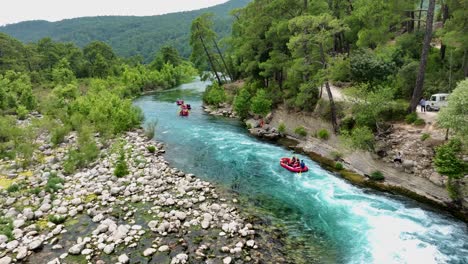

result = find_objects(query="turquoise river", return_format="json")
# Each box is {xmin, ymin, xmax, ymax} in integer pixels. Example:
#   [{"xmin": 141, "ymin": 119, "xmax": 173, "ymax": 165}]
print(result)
[{"xmin": 134, "ymin": 80, "xmax": 468, "ymax": 264}]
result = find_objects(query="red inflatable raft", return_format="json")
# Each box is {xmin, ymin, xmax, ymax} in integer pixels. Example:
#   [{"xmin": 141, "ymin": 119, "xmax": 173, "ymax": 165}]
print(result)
[
  {"xmin": 179, "ymin": 109, "xmax": 189, "ymax": 116},
  {"xmin": 280, "ymin": 157, "xmax": 308, "ymax": 173}
]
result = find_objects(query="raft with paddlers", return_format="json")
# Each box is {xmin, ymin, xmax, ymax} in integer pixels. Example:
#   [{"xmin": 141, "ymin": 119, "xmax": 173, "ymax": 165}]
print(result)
[
  {"xmin": 179, "ymin": 108, "xmax": 189, "ymax": 116},
  {"xmin": 280, "ymin": 157, "xmax": 308, "ymax": 173}
]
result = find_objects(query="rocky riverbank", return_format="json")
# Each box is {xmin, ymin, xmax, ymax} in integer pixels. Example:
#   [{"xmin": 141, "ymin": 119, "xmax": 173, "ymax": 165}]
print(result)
[{"xmin": 0, "ymin": 128, "xmax": 291, "ymax": 263}]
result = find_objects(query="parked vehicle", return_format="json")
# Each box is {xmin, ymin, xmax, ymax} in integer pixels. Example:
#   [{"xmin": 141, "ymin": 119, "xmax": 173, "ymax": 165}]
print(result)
[{"xmin": 425, "ymin": 93, "xmax": 449, "ymax": 111}]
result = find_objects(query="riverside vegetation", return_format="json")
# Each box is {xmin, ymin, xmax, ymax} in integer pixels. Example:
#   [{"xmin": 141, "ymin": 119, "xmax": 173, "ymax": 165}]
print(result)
[
  {"xmin": 193, "ymin": 0, "xmax": 467, "ymax": 212},
  {"xmin": 0, "ymin": 30, "xmax": 290, "ymax": 264}
]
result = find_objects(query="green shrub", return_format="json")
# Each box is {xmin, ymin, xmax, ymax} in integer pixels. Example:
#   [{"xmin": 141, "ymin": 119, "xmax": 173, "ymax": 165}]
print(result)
[
  {"xmin": 144, "ymin": 120, "xmax": 158, "ymax": 139},
  {"xmin": 421, "ymin": 133, "xmax": 430, "ymax": 141},
  {"xmin": 413, "ymin": 118, "xmax": 425, "ymax": 126},
  {"xmin": 233, "ymin": 87, "xmax": 251, "ymax": 119},
  {"xmin": 6, "ymin": 183, "xmax": 21, "ymax": 193},
  {"xmin": 45, "ymin": 173, "xmax": 65, "ymax": 193},
  {"xmin": 51, "ymin": 125, "xmax": 69, "ymax": 146},
  {"xmin": 335, "ymin": 162, "xmax": 344, "ymax": 170},
  {"xmin": 278, "ymin": 122, "xmax": 286, "ymax": 133},
  {"xmin": 382, "ymin": 99, "xmax": 408, "ymax": 122},
  {"xmin": 63, "ymin": 127, "xmax": 99, "ymax": 174},
  {"xmin": 114, "ymin": 150, "xmax": 129, "ymax": 178},
  {"xmin": 446, "ymin": 178, "xmax": 460, "ymax": 200},
  {"xmin": 340, "ymin": 116, "xmax": 355, "ymax": 132},
  {"xmin": 342, "ymin": 126, "xmax": 375, "ymax": 152},
  {"xmin": 434, "ymin": 139, "xmax": 466, "ymax": 179},
  {"xmin": 0, "ymin": 217, "xmax": 13, "ymax": 240},
  {"xmin": 317, "ymin": 129, "xmax": 330, "ymax": 140},
  {"xmin": 329, "ymin": 55, "xmax": 351, "ymax": 82},
  {"xmin": 30, "ymin": 187, "xmax": 42, "ymax": 195},
  {"xmin": 369, "ymin": 171, "xmax": 385, "ymax": 181},
  {"xmin": 203, "ymin": 83, "xmax": 226, "ymax": 106},
  {"xmin": 16, "ymin": 105, "xmax": 28, "ymax": 120},
  {"xmin": 48, "ymin": 214, "xmax": 67, "ymax": 224},
  {"xmin": 250, "ymin": 89, "xmax": 272, "ymax": 117},
  {"xmin": 350, "ymin": 50, "xmax": 395, "ymax": 85},
  {"xmin": 294, "ymin": 126, "xmax": 307, "ymax": 137},
  {"xmin": 405, "ymin": 113, "xmax": 417, "ymax": 124},
  {"xmin": 70, "ymin": 88, "xmax": 143, "ymax": 136},
  {"xmin": 294, "ymin": 82, "xmax": 319, "ymax": 112},
  {"xmin": 146, "ymin": 145, "xmax": 156, "ymax": 153}
]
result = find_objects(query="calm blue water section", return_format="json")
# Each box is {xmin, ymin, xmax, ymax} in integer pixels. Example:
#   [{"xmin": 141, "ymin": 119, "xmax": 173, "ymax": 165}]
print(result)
[{"xmin": 134, "ymin": 80, "xmax": 468, "ymax": 264}]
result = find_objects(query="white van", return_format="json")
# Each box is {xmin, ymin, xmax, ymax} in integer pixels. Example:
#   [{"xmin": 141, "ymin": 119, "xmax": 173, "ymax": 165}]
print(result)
[{"xmin": 425, "ymin": 93, "xmax": 449, "ymax": 111}]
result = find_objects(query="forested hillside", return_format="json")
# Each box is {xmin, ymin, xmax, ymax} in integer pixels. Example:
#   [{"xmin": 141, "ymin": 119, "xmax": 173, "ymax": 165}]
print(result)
[{"xmin": 0, "ymin": 0, "xmax": 250, "ymax": 61}]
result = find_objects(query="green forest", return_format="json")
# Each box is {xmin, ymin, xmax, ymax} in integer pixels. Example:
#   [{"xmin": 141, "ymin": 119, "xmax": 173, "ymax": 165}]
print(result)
[
  {"xmin": 0, "ymin": 32, "xmax": 196, "ymax": 172},
  {"xmin": 0, "ymin": 0, "xmax": 250, "ymax": 62},
  {"xmin": 193, "ymin": 0, "xmax": 467, "ymax": 189},
  {"xmin": 0, "ymin": 0, "xmax": 467, "ymax": 261}
]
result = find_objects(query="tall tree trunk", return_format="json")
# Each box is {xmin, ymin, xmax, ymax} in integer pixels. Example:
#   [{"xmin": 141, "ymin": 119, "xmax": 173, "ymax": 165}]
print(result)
[
  {"xmin": 408, "ymin": 0, "xmax": 436, "ymax": 113},
  {"xmin": 409, "ymin": 11, "xmax": 415, "ymax": 33},
  {"xmin": 212, "ymin": 39, "xmax": 233, "ymax": 82},
  {"xmin": 304, "ymin": 0, "xmax": 308, "ymax": 11},
  {"xmin": 347, "ymin": 0, "xmax": 353, "ymax": 14},
  {"xmin": 404, "ymin": 11, "xmax": 414, "ymax": 33},
  {"xmin": 417, "ymin": 0, "xmax": 424, "ymax": 31},
  {"xmin": 196, "ymin": 27, "xmax": 222, "ymax": 85},
  {"xmin": 319, "ymin": 43, "xmax": 338, "ymax": 133},
  {"xmin": 440, "ymin": 3, "xmax": 449, "ymax": 60}
]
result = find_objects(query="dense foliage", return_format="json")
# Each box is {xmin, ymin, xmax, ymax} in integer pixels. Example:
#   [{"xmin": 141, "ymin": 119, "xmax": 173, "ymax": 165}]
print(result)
[
  {"xmin": 0, "ymin": 33, "xmax": 197, "ymax": 172},
  {"xmin": 438, "ymin": 79, "xmax": 468, "ymax": 144},
  {"xmin": 434, "ymin": 139, "xmax": 466, "ymax": 179},
  {"xmin": 0, "ymin": 0, "xmax": 250, "ymax": 62},
  {"xmin": 194, "ymin": 0, "xmax": 467, "ymax": 151}
]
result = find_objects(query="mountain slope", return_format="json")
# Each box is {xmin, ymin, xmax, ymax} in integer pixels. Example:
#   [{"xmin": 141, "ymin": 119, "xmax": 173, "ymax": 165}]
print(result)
[{"xmin": 0, "ymin": 0, "xmax": 249, "ymax": 61}]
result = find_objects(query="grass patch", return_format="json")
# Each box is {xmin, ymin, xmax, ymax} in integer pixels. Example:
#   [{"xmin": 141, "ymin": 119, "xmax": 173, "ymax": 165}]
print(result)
[
  {"xmin": 65, "ymin": 218, "xmax": 80, "ymax": 227},
  {"xmin": 317, "ymin": 129, "xmax": 330, "ymax": 140},
  {"xmin": 48, "ymin": 214, "xmax": 67, "ymax": 224},
  {"xmin": 19, "ymin": 170, "xmax": 33, "ymax": 177},
  {"xmin": 36, "ymin": 218, "xmax": 49, "ymax": 231},
  {"xmin": 294, "ymin": 126, "xmax": 307, "ymax": 137},
  {"xmin": 0, "ymin": 217, "xmax": 13, "ymax": 240},
  {"xmin": 84, "ymin": 193, "xmax": 98, "ymax": 203},
  {"xmin": 421, "ymin": 133, "xmax": 431, "ymax": 141},
  {"xmin": 278, "ymin": 122, "xmax": 286, "ymax": 133},
  {"xmin": 193, "ymin": 235, "xmax": 204, "ymax": 244},
  {"xmin": 146, "ymin": 145, "xmax": 156, "ymax": 153},
  {"xmin": 45, "ymin": 173, "xmax": 65, "ymax": 193},
  {"xmin": 369, "ymin": 171, "xmax": 385, "ymax": 181},
  {"xmin": 405, "ymin": 113, "xmax": 417, "ymax": 124},
  {"xmin": 29, "ymin": 187, "xmax": 42, "ymax": 195},
  {"xmin": 114, "ymin": 150, "xmax": 129, "ymax": 178},
  {"xmin": 335, "ymin": 162, "xmax": 344, "ymax": 170},
  {"xmin": 413, "ymin": 118, "xmax": 425, "ymax": 126},
  {"xmin": 0, "ymin": 175, "xmax": 15, "ymax": 189},
  {"xmin": 7, "ymin": 183, "xmax": 22, "ymax": 193}
]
